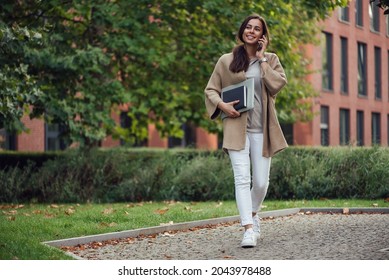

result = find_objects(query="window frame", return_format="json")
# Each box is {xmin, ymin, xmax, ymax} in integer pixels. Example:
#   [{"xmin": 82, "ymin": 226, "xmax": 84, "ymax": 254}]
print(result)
[
  {"xmin": 356, "ymin": 110, "xmax": 364, "ymax": 146},
  {"xmin": 371, "ymin": 112, "xmax": 381, "ymax": 145},
  {"xmin": 357, "ymin": 42, "xmax": 367, "ymax": 97},
  {"xmin": 355, "ymin": 0, "xmax": 363, "ymax": 27},
  {"xmin": 322, "ymin": 32, "xmax": 333, "ymax": 91},
  {"xmin": 320, "ymin": 106, "xmax": 330, "ymax": 146},
  {"xmin": 340, "ymin": 36, "xmax": 349, "ymax": 94},
  {"xmin": 339, "ymin": 108, "xmax": 350, "ymax": 145}
]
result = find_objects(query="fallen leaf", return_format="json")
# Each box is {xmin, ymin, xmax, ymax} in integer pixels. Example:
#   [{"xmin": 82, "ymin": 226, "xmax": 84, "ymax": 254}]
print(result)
[
  {"xmin": 3, "ymin": 210, "xmax": 17, "ymax": 215},
  {"xmin": 215, "ymin": 202, "xmax": 223, "ymax": 207},
  {"xmin": 154, "ymin": 208, "xmax": 169, "ymax": 215},
  {"xmin": 165, "ymin": 200, "xmax": 177, "ymax": 205},
  {"xmin": 372, "ymin": 203, "xmax": 378, "ymax": 207},
  {"xmin": 0, "ymin": 205, "xmax": 24, "ymax": 209},
  {"xmin": 343, "ymin": 208, "xmax": 350, "ymax": 214},
  {"xmin": 223, "ymin": 255, "xmax": 234, "ymax": 259},
  {"xmin": 161, "ymin": 232, "xmax": 175, "ymax": 237},
  {"xmin": 102, "ymin": 208, "xmax": 114, "ymax": 215},
  {"xmin": 49, "ymin": 204, "xmax": 59, "ymax": 209},
  {"xmin": 65, "ymin": 208, "xmax": 75, "ymax": 215},
  {"xmin": 184, "ymin": 206, "xmax": 192, "ymax": 211},
  {"xmin": 384, "ymin": 198, "xmax": 389, "ymax": 203},
  {"xmin": 7, "ymin": 216, "xmax": 16, "ymax": 221}
]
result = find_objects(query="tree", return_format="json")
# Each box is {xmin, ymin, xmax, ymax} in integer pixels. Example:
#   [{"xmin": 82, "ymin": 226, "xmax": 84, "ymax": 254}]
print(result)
[
  {"xmin": 0, "ymin": 23, "xmax": 43, "ymax": 132},
  {"xmin": 0, "ymin": 0, "xmax": 347, "ymax": 149},
  {"xmin": 370, "ymin": 0, "xmax": 389, "ymax": 15}
]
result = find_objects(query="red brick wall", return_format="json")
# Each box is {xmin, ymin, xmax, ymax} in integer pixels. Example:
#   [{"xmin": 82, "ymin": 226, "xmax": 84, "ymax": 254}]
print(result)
[
  {"xmin": 297, "ymin": 4, "xmax": 389, "ymax": 146},
  {"xmin": 17, "ymin": 116, "xmax": 45, "ymax": 151}
]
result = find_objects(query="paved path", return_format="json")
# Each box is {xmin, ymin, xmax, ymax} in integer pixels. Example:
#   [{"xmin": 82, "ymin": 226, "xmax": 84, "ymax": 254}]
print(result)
[{"xmin": 56, "ymin": 209, "xmax": 389, "ymax": 260}]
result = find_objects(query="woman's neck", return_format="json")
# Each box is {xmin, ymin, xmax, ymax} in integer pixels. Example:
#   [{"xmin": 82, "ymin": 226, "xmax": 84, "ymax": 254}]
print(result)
[{"xmin": 245, "ymin": 44, "xmax": 257, "ymax": 59}]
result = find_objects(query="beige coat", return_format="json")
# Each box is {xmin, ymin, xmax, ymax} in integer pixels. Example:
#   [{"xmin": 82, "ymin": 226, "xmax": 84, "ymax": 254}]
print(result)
[{"xmin": 204, "ymin": 52, "xmax": 288, "ymax": 157}]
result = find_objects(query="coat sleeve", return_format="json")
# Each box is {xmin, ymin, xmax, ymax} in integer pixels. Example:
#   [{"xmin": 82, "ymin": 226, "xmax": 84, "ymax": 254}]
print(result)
[
  {"xmin": 204, "ymin": 58, "xmax": 224, "ymax": 120},
  {"xmin": 260, "ymin": 53, "xmax": 287, "ymax": 97}
]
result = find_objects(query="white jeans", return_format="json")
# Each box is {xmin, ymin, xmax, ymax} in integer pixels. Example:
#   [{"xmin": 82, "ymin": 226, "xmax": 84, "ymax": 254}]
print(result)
[{"xmin": 228, "ymin": 133, "xmax": 271, "ymax": 226}]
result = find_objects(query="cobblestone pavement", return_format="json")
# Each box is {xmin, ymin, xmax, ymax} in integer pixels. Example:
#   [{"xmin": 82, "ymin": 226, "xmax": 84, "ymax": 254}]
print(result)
[{"xmin": 66, "ymin": 212, "xmax": 389, "ymax": 260}]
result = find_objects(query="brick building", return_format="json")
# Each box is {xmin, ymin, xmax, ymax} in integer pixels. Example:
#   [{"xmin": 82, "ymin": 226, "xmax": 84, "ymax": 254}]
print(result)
[
  {"xmin": 1, "ymin": 2, "xmax": 388, "ymax": 151},
  {"xmin": 294, "ymin": 0, "xmax": 389, "ymax": 146}
]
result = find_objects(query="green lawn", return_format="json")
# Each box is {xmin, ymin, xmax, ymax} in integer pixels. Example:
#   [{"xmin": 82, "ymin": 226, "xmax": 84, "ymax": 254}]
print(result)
[{"xmin": 0, "ymin": 199, "xmax": 387, "ymax": 260}]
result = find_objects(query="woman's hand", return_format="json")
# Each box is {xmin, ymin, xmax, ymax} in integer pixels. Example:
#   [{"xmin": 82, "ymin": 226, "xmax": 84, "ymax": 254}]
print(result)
[
  {"xmin": 218, "ymin": 100, "xmax": 241, "ymax": 118},
  {"xmin": 256, "ymin": 35, "xmax": 268, "ymax": 58}
]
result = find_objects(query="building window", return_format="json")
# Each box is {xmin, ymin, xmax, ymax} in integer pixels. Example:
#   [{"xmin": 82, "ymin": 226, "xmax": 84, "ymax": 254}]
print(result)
[
  {"xmin": 340, "ymin": 109, "xmax": 350, "ymax": 145},
  {"xmin": 0, "ymin": 124, "xmax": 16, "ymax": 150},
  {"xmin": 339, "ymin": 5, "xmax": 349, "ymax": 22},
  {"xmin": 369, "ymin": 1, "xmax": 380, "ymax": 32},
  {"xmin": 387, "ymin": 13, "xmax": 389, "ymax": 36},
  {"xmin": 356, "ymin": 110, "xmax": 364, "ymax": 146},
  {"xmin": 372, "ymin": 112, "xmax": 381, "ymax": 145},
  {"xmin": 357, "ymin": 42, "xmax": 367, "ymax": 97},
  {"xmin": 355, "ymin": 0, "xmax": 363, "ymax": 27},
  {"xmin": 320, "ymin": 106, "xmax": 329, "ymax": 146},
  {"xmin": 374, "ymin": 46, "xmax": 382, "ymax": 99},
  {"xmin": 119, "ymin": 112, "xmax": 147, "ymax": 147},
  {"xmin": 322, "ymin": 32, "xmax": 333, "ymax": 91},
  {"xmin": 168, "ymin": 123, "xmax": 196, "ymax": 148},
  {"xmin": 340, "ymin": 37, "xmax": 348, "ymax": 94},
  {"xmin": 280, "ymin": 123, "xmax": 293, "ymax": 146},
  {"xmin": 45, "ymin": 123, "xmax": 67, "ymax": 151}
]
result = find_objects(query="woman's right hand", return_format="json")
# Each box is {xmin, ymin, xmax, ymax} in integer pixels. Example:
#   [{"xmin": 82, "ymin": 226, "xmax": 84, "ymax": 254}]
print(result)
[{"xmin": 218, "ymin": 100, "xmax": 241, "ymax": 118}]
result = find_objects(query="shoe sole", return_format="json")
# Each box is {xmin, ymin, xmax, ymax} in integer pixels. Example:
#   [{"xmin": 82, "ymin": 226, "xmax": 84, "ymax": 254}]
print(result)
[
  {"xmin": 241, "ymin": 240, "xmax": 257, "ymax": 248},
  {"xmin": 241, "ymin": 244, "xmax": 256, "ymax": 248}
]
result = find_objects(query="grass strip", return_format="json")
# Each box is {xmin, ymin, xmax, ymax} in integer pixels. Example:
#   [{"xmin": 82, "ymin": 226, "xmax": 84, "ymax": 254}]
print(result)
[{"xmin": 0, "ymin": 199, "xmax": 387, "ymax": 260}]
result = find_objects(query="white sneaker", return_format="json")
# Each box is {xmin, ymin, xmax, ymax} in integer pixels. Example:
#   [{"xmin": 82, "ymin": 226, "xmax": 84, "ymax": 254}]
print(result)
[
  {"xmin": 253, "ymin": 215, "xmax": 261, "ymax": 239},
  {"xmin": 241, "ymin": 229, "xmax": 257, "ymax": 248}
]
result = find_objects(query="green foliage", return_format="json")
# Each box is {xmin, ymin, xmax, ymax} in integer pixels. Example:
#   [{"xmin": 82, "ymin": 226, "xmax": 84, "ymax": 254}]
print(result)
[
  {"xmin": 370, "ymin": 0, "xmax": 389, "ymax": 15},
  {"xmin": 269, "ymin": 146, "xmax": 389, "ymax": 199},
  {"xmin": 168, "ymin": 155, "xmax": 234, "ymax": 201},
  {"xmin": 1, "ymin": 0, "xmax": 346, "ymax": 149},
  {"xmin": 0, "ymin": 23, "xmax": 43, "ymax": 132},
  {"xmin": 1, "ymin": 147, "xmax": 388, "ymax": 203}
]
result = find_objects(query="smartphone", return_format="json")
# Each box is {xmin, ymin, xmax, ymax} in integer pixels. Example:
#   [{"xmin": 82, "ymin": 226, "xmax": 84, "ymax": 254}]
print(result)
[
  {"xmin": 257, "ymin": 36, "xmax": 264, "ymax": 51},
  {"xmin": 257, "ymin": 42, "xmax": 263, "ymax": 51}
]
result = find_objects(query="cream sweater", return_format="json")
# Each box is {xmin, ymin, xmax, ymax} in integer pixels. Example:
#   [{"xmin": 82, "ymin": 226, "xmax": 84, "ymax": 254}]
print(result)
[{"xmin": 204, "ymin": 52, "xmax": 288, "ymax": 157}]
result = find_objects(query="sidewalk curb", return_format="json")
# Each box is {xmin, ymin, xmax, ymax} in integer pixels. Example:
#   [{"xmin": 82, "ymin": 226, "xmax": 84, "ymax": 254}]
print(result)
[{"xmin": 43, "ymin": 207, "xmax": 388, "ymax": 249}]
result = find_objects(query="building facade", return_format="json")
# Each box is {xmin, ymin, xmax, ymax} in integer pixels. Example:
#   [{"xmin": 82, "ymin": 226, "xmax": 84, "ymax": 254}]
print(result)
[
  {"xmin": 295, "ymin": 0, "xmax": 389, "ymax": 147},
  {"xmin": 1, "ymin": 1, "xmax": 388, "ymax": 151}
]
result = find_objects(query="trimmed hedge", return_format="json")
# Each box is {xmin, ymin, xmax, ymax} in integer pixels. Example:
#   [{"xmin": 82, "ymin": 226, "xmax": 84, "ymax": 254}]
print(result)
[{"xmin": 0, "ymin": 146, "xmax": 388, "ymax": 203}]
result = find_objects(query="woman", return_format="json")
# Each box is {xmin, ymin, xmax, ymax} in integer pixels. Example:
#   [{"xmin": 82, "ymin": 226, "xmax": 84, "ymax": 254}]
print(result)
[{"xmin": 204, "ymin": 14, "xmax": 288, "ymax": 248}]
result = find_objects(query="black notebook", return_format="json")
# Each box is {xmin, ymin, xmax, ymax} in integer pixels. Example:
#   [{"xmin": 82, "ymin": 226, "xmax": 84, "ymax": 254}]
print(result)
[
  {"xmin": 221, "ymin": 85, "xmax": 247, "ymax": 110},
  {"xmin": 220, "ymin": 78, "xmax": 254, "ymax": 120}
]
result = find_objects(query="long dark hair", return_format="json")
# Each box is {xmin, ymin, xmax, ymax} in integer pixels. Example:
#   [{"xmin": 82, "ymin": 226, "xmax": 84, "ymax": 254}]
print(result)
[{"xmin": 229, "ymin": 14, "xmax": 270, "ymax": 73}]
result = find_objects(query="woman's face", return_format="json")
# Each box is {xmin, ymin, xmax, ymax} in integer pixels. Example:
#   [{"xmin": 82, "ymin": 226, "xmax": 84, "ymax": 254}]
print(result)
[{"xmin": 242, "ymin": 18, "xmax": 264, "ymax": 45}]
